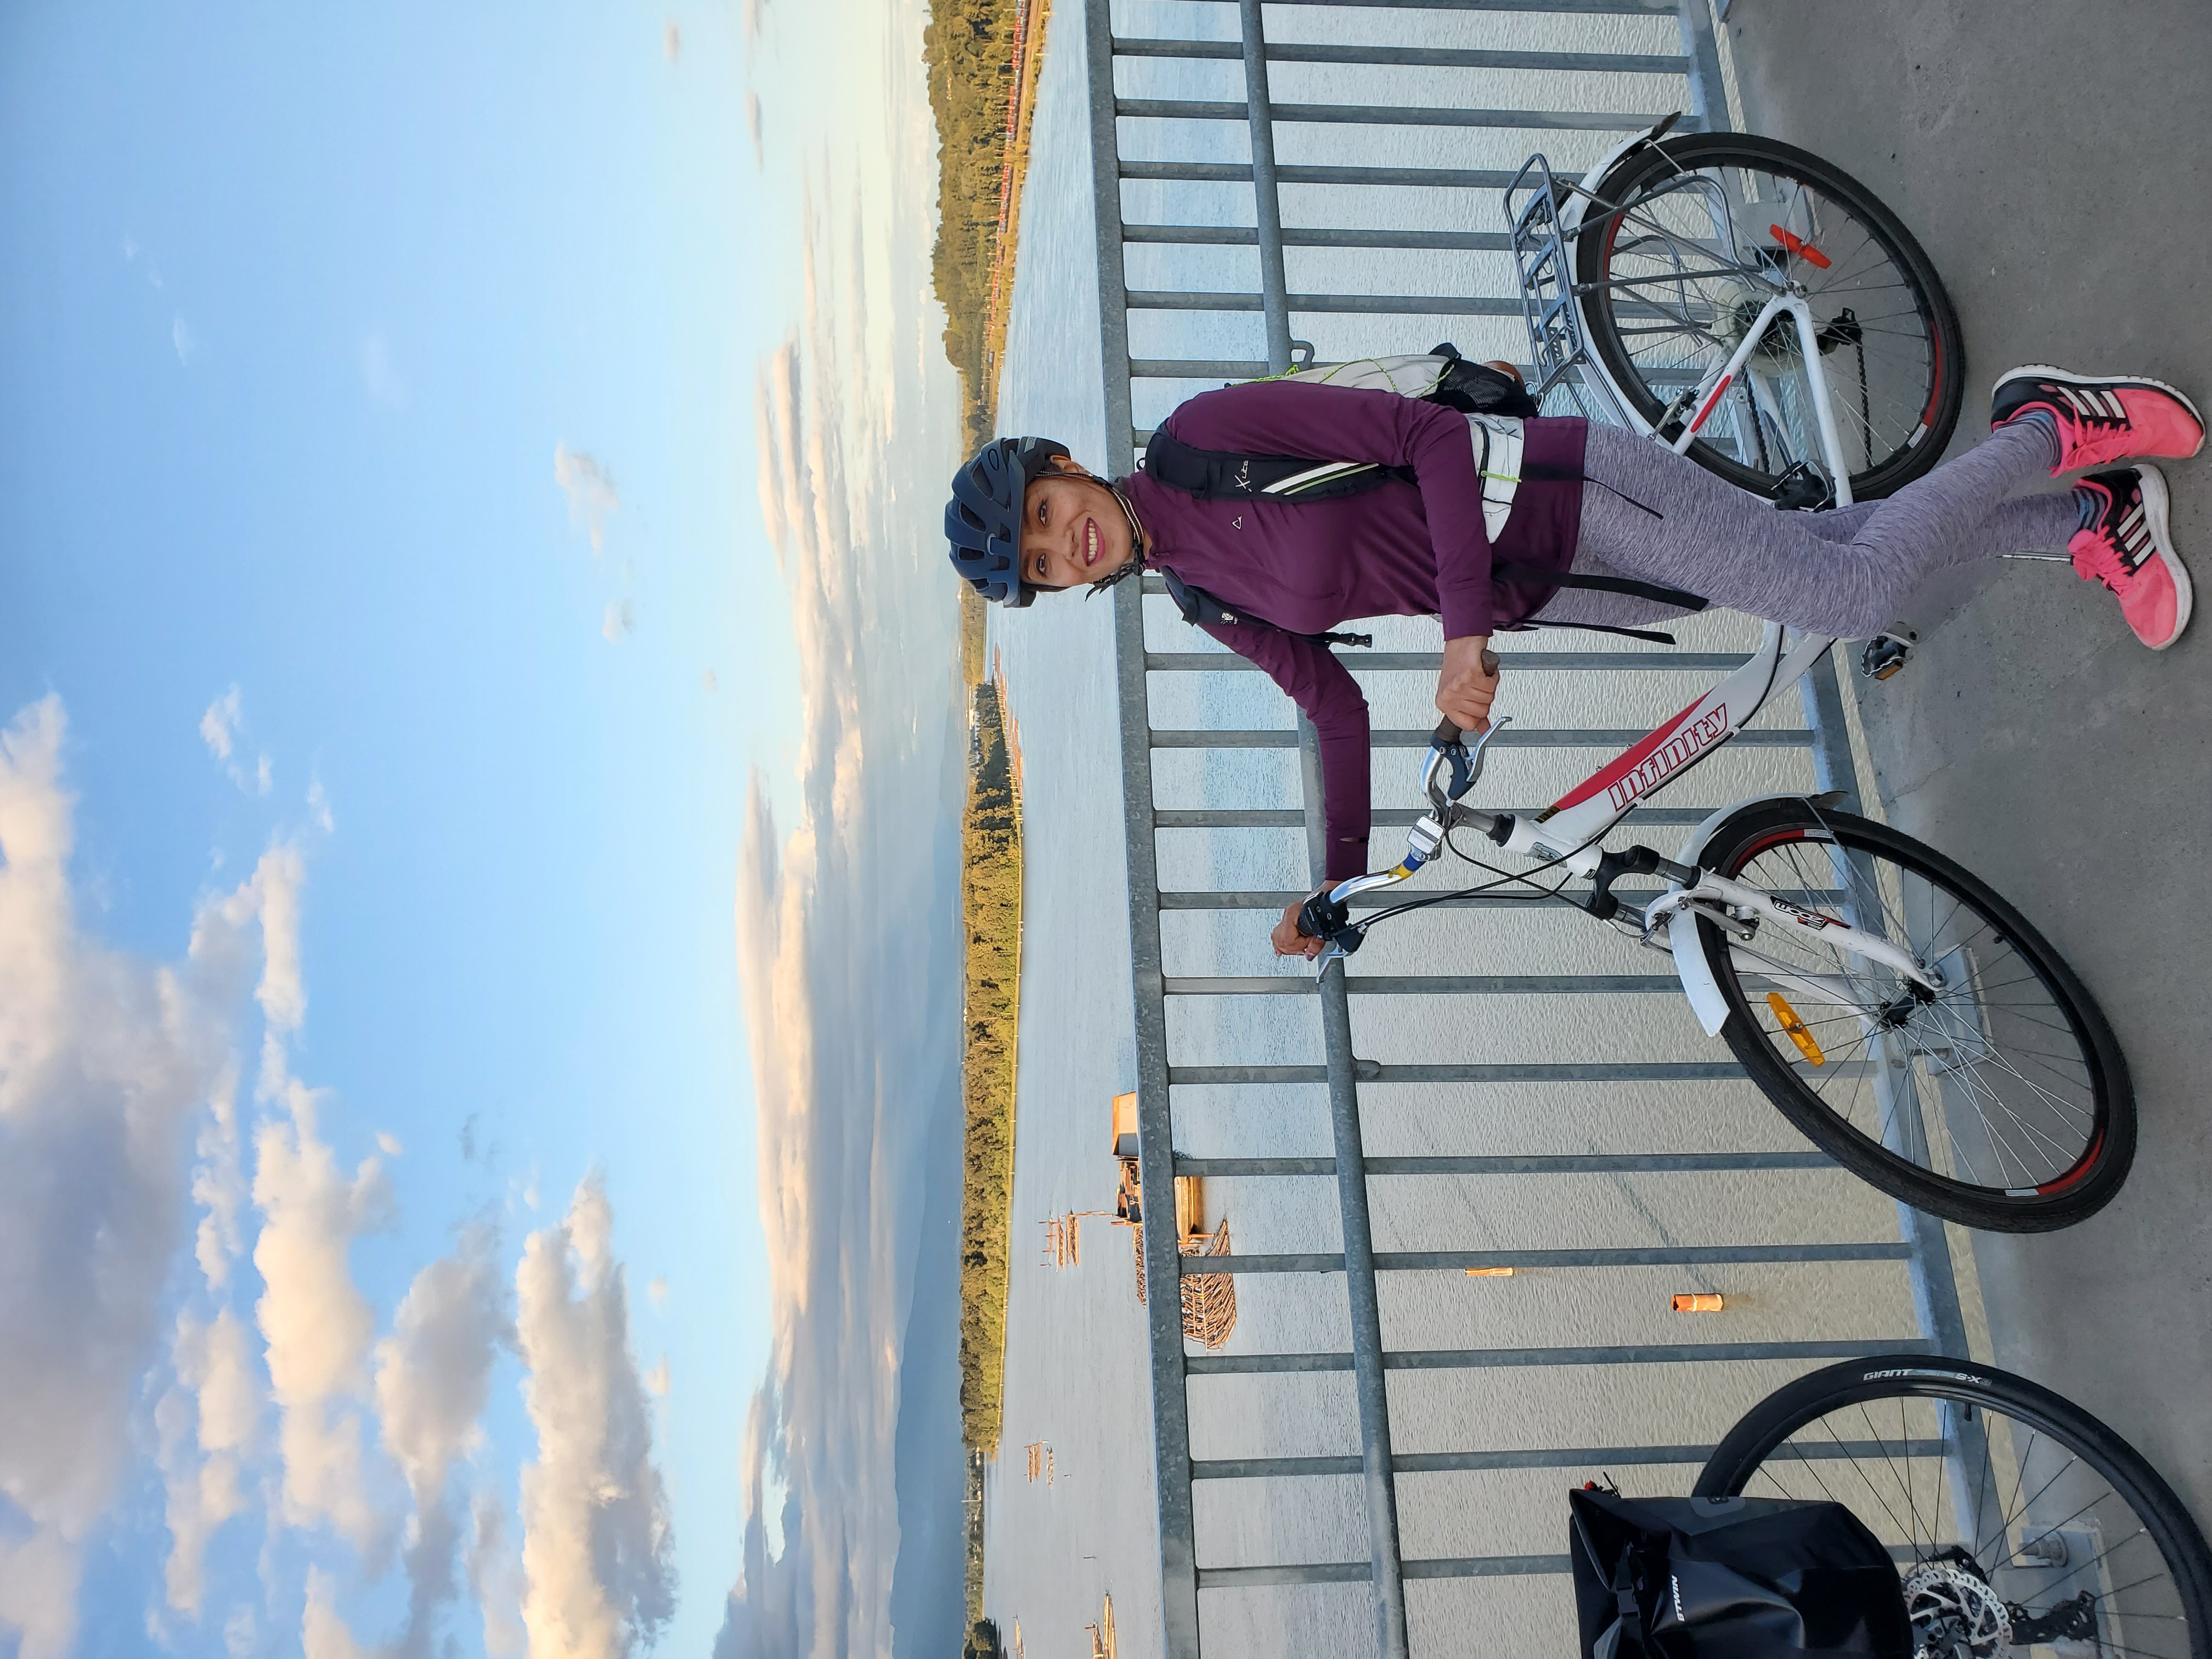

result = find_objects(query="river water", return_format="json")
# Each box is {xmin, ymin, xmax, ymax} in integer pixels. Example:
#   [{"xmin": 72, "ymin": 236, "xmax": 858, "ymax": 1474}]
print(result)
[{"xmin": 975, "ymin": 8, "xmax": 1951, "ymax": 1656}]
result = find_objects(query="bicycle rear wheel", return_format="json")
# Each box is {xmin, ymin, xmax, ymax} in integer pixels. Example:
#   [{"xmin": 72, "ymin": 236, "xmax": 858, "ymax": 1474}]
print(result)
[
  {"xmin": 1576, "ymin": 133, "xmax": 1965, "ymax": 501},
  {"xmin": 1695, "ymin": 799, "xmax": 2133, "ymax": 1232},
  {"xmin": 1696, "ymin": 1354, "xmax": 2212, "ymax": 1658}
]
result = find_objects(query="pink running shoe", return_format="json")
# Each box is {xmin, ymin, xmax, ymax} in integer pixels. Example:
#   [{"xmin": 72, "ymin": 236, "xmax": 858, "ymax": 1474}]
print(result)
[
  {"xmin": 2070, "ymin": 466, "xmax": 2192, "ymax": 650},
  {"xmin": 1994, "ymin": 366, "xmax": 2205, "ymax": 474}
]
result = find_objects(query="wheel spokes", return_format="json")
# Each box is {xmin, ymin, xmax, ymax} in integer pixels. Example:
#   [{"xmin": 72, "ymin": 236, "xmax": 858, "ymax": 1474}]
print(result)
[{"xmin": 1728, "ymin": 830, "xmax": 2101, "ymax": 1198}]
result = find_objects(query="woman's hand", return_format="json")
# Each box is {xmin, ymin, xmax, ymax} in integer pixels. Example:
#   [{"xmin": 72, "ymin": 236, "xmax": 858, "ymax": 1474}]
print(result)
[
  {"xmin": 1436, "ymin": 636, "xmax": 1501, "ymax": 732},
  {"xmin": 1272, "ymin": 894, "xmax": 1325, "ymax": 960}
]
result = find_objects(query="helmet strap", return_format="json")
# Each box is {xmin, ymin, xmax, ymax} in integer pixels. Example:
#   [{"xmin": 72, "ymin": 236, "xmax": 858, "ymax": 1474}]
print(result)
[
  {"xmin": 1104, "ymin": 477, "xmax": 1148, "ymax": 560},
  {"xmin": 1080, "ymin": 477, "xmax": 1149, "ymax": 600}
]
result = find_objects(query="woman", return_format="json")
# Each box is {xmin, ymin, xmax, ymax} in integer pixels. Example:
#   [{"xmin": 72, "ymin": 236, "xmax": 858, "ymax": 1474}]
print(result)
[{"xmin": 944, "ymin": 365, "xmax": 2201, "ymax": 957}]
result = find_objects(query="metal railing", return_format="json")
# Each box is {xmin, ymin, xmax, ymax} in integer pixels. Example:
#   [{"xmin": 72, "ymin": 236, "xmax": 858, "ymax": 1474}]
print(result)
[{"xmin": 1085, "ymin": 3, "xmax": 1970, "ymax": 1654}]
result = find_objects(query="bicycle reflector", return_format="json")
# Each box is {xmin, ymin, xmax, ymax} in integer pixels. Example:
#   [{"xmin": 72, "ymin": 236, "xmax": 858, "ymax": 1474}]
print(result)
[
  {"xmin": 1767, "ymin": 992, "xmax": 1826, "ymax": 1066},
  {"xmin": 1768, "ymin": 224, "xmax": 1832, "ymax": 269}
]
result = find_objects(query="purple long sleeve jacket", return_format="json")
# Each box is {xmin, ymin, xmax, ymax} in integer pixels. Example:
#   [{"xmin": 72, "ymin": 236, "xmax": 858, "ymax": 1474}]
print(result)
[{"xmin": 1119, "ymin": 379, "xmax": 1589, "ymax": 882}]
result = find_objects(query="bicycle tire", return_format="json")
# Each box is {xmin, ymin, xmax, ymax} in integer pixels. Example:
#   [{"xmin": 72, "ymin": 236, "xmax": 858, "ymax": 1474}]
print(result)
[
  {"xmin": 1695, "ymin": 799, "xmax": 2134, "ymax": 1232},
  {"xmin": 1575, "ymin": 133, "xmax": 1966, "ymax": 500},
  {"xmin": 1696, "ymin": 1353, "xmax": 2212, "ymax": 1659}
]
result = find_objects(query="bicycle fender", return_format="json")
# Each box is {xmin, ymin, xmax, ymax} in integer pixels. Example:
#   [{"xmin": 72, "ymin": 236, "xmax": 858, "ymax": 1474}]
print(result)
[
  {"xmin": 1563, "ymin": 119, "xmax": 1680, "ymax": 235},
  {"xmin": 1669, "ymin": 905, "xmax": 1731, "ymax": 1036},
  {"xmin": 1674, "ymin": 791, "xmax": 1820, "ymax": 868},
  {"xmin": 1563, "ymin": 116, "xmax": 1694, "ymax": 438}
]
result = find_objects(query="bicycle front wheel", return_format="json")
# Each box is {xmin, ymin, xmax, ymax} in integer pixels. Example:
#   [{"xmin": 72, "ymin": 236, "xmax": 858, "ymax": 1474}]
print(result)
[
  {"xmin": 1576, "ymin": 133, "xmax": 1965, "ymax": 500},
  {"xmin": 1696, "ymin": 800, "xmax": 2133, "ymax": 1231},
  {"xmin": 1696, "ymin": 1354, "xmax": 2212, "ymax": 1659}
]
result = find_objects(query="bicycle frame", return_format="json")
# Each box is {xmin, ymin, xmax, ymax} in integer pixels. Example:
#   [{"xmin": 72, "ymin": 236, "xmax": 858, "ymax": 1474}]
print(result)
[
  {"xmin": 1509, "ymin": 120, "xmax": 1861, "ymax": 508},
  {"xmin": 1662, "ymin": 290, "xmax": 1858, "ymax": 509},
  {"xmin": 1319, "ymin": 624, "xmax": 1944, "ymax": 1028}
]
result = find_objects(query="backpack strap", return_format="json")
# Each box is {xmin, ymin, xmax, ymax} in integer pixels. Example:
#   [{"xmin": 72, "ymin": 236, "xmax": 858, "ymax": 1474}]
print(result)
[
  {"xmin": 1142, "ymin": 426, "xmax": 1413, "ymax": 503},
  {"xmin": 1516, "ymin": 619, "xmax": 1681, "ymax": 646},
  {"xmin": 1493, "ymin": 559, "xmax": 1708, "ymax": 613},
  {"xmin": 1157, "ymin": 567, "xmax": 1374, "ymax": 650}
]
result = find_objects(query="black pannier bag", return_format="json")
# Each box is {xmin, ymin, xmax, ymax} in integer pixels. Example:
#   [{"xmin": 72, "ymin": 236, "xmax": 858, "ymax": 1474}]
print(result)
[{"xmin": 1569, "ymin": 1487, "xmax": 1912, "ymax": 1658}]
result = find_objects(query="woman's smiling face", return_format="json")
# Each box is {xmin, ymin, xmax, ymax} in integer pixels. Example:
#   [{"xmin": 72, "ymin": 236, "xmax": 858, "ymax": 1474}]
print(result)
[{"xmin": 1019, "ymin": 456, "xmax": 1139, "ymax": 590}]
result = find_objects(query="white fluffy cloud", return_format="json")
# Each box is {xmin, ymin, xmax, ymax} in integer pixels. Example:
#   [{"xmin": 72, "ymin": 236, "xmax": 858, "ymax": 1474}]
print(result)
[
  {"xmin": 251, "ymin": 844, "xmax": 308, "ymax": 1030},
  {"xmin": 301, "ymin": 1567, "xmax": 371, "ymax": 1659},
  {"xmin": 469, "ymin": 1492, "xmax": 527, "ymax": 1659},
  {"xmin": 0, "ymin": 696, "xmax": 244, "ymax": 1659},
  {"xmin": 197, "ymin": 689, "xmax": 285, "ymax": 798},
  {"xmin": 515, "ymin": 1175, "xmax": 675, "ymax": 1659},
  {"xmin": 157, "ymin": 1308, "xmax": 261, "ymax": 1616},
  {"xmin": 252, "ymin": 1052, "xmax": 393, "ymax": 1555},
  {"xmin": 374, "ymin": 1229, "xmax": 512, "ymax": 1655},
  {"xmin": 554, "ymin": 446, "xmax": 620, "ymax": 556},
  {"xmin": 200, "ymin": 687, "xmax": 242, "ymax": 761}
]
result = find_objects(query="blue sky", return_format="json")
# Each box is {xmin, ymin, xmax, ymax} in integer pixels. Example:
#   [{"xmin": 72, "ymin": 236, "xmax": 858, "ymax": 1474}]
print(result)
[{"xmin": 0, "ymin": 3, "xmax": 966, "ymax": 1657}]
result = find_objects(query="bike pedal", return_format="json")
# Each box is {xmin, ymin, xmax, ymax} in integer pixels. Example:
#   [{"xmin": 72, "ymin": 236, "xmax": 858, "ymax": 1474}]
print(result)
[
  {"xmin": 1859, "ymin": 628, "xmax": 1917, "ymax": 681},
  {"xmin": 1768, "ymin": 460, "xmax": 1836, "ymax": 513}
]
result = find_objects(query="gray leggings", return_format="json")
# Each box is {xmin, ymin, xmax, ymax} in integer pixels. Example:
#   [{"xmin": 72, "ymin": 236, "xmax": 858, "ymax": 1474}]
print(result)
[{"xmin": 1534, "ymin": 420, "xmax": 2078, "ymax": 636}]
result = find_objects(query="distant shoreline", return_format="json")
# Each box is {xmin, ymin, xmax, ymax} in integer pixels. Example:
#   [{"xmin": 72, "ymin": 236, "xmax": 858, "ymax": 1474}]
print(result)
[
  {"xmin": 926, "ymin": 0, "xmax": 1056, "ymax": 452},
  {"xmin": 956, "ymin": 673, "xmax": 1022, "ymax": 1466},
  {"xmin": 931, "ymin": 0, "xmax": 1048, "ymax": 1622}
]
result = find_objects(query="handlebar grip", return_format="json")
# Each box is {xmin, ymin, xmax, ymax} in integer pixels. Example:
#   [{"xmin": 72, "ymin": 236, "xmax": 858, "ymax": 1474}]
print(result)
[
  {"xmin": 1297, "ymin": 888, "xmax": 1353, "ymax": 944},
  {"xmin": 1432, "ymin": 652, "xmax": 1502, "ymax": 748}
]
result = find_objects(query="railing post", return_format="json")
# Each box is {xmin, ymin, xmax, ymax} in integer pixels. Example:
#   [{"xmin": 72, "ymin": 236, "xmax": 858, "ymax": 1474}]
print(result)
[
  {"xmin": 1237, "ymin": 0, "xmax": 1295, "ymax": 373},
  {"xmin": 1797, "ymin": 648, "xmax": 1971, "ymax": 1361},
  {"xmin": 1091, "ymin": 1, "xmax": 1201, "ymax": 1654},
  {"xmin": 1299, "ymin": 721, "xmax": 1410, "ymax": 1659},
  {"xmin": 1674, "ymin": 0, "xmax": 1731, "ymax": 133}
]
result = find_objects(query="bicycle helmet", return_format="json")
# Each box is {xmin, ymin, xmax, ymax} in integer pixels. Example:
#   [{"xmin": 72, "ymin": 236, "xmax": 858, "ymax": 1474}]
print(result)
[{"xmin": 946, "ymin": 435, "xmax": 1070, "ymax": 608}]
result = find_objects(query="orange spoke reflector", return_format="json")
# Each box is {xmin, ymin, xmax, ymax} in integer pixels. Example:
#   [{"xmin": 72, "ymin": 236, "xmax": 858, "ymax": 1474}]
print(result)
[
  {"xmin": 1464, "ymin": 1266, "xmax": 1515, "ymax": 1278},
  {"xmin": 1768, "ymin": 991, "xmax": 1826, "ymax": 1065},
  {"xmin": 1672, "ymin": 1293, "xmax": 1725, "ymax": 1312},
  {"xmin": 1769, "ymin": 224, "xmax": 1832, "ymax": 269}
]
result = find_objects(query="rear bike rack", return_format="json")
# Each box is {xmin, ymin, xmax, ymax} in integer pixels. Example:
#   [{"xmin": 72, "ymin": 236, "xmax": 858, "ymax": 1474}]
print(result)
[{"xmin": 1504, "ymin": 152, "xmax": 1628, "ymax": 426}]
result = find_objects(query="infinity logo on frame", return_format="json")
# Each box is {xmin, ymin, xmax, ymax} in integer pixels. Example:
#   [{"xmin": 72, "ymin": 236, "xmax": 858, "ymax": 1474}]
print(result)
[{"xmin": 1606, "ymin": 704, "xmax": 1729, "ymax": 812}]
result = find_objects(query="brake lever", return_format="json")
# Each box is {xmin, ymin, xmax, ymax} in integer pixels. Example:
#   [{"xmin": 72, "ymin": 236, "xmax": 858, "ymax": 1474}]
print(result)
[
  {"xmin": 1423, "ymin": 713, "xmax": 1513, "ymax": 810},
  {"xmin": 1461, "ymin": 714, "xmax": 1511, "ymax": 791},
  {"xmin": 1313, "ymin": 925, "xmax": 1365, "ymax": 978}
]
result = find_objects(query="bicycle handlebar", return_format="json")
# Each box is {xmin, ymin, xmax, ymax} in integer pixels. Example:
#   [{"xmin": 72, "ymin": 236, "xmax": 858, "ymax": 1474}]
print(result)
[{"xmin": 1291, "ymin": 652, "xmax": 1508, "ymax": 964}]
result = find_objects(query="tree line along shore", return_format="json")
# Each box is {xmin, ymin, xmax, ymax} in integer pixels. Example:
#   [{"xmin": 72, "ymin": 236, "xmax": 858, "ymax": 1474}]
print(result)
[
  {"xmin": 934, "ymin": 0, "xmax": 1048, "ymax": 1460},
  {"xmin": 957, "ymin": 674, "xmax": 1020, "ymax": 1462},
  {"xmin": 925, "ymin": 0, "xmax": 1053, "ymax": 452}
]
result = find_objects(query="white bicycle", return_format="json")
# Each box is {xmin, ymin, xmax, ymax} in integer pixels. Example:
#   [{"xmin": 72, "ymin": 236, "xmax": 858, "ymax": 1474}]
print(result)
[{"xmin": 1296, "ymin": 630, "xmax": 2133, "ymax": 1234}]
